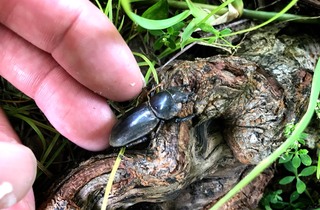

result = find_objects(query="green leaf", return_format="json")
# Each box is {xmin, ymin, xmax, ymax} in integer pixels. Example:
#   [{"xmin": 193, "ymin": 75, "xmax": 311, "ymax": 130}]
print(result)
[
  {"xmin": 289, "ymin": 191, "xmax": 300, "ymax": 203},
  {"xmin": 167, "ymin": 37, "xmax": 177, "ymax": 49},
  {"xmin": 284, "ymin": 121, "xmax": 295, "ymax": 137},
  {"xmin": 220, "ymin": 28, "xmax": 232, "ymax": 36},
  {"xmin": 121, "ymin": 0, "xmax": 191, "ymax": 30},
  {"xmin": 299, "ymin": 132, "xmax": 308, "ymax": 142},
  {"xmin": 167, "ymin": 26, "xmax": 175, "ymax": 35},
  {"xmin": 186, "ymin": 0, "xmax": 208, "ymax": 19},
  {"xmin": 142, "ymin": 0, "xmax": 168, "ymax": 20},
  {"xmin": 279, "ymin": 153, "xmax": 293, "ymax": 163},
  {"xmin": 284, "ymin": 161, "xmax": 297, "ymax": 174},
  {"xmin": 13, "ymin": 114, "xmax": 47, "ymax": 151},
  {"xmin": 299, "ymin": 166, "xmax": 317, "ymax": 176},
  {"xmin": 198, "ymin": 23, "xmax": 219, "ymax": 35},
  {"xmin": 291, "ymin": 201, "xmax": 308, "ymax": 209},
  {"xmin": 154, "ymin": 38, "xmax": 164, "ymax": 50},
  {"xmin": 181, "ymin": 18, "xmax": 198, "ymax": 47},
  {"xmin": 279, "ymin": 176, "xmax": 295, "ymax": 185},
  {"xmin": 181, "ymin": 0, "xmax": 230, "ymax": 46},
  {"xmin": 271, "ymin": 190, "xmax": 283, "ymax": 203},
  {"xmin": 298, "ymin": 149, "xmax": 308, "ymax": 155},
  {"xmin": 292, "ymin": 154, "xmax": 301, "ymax": 168},
  {"xmin": 207, "ymin": 36, "xmax": 218, "ymax": 44},
  {"xmin": 300, "ymin": 153, "xmax": 312, "ymax": 166},
  {"xmin": 298, "ymin": 137, "xmax": 306, "ymax": 145},
  {"xmin": 264, "ymin": 205, "xmax": 272, "ymax": 210},
  {"xmin": 172, "ymin": 21, "xmax": 185, "ymax": 31},
  {"xmin": 296, "ymin": 178, "xmax": 306, "ymax": 194},
  {"xmin": 149, "ymin": 30, "xmax": 165, "ymax": 36},
  {"xmin": 231, "ymin": 0, "xmax": 244, "ymax": 16},
  {"xmin": 133, "ymin": 52, "xmax": 158, "ymax": 85}
]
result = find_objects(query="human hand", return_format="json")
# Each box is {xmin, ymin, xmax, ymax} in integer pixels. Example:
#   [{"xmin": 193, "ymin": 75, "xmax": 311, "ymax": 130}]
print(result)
[{"xmin": 0, "ymin": 0, "xmax": 144, "ymax": 209}]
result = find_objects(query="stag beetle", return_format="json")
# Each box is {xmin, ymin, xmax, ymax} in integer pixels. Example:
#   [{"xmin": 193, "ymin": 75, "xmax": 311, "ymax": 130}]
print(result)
[{"xmin": 109, "ymin": 88, "xmax": 189, "ymax": 147}]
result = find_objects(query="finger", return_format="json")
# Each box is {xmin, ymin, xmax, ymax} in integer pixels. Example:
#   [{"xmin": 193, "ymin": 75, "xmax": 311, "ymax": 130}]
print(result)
[
  {"xmin": 0, "ymin": 0, "xmax": 144, "ymax": 101},
  {"xmin": 0, "ymin": 110, "xmax": 36, "ymax": 209},
  {"xmin": 2, "ymin": 190, "xmax": 34, "ymax": 210},
  {"xmin": 0, "ymin": 144, "xmax": 36, "ymax": 210},
  {"xmin": 0, "ymin": 25, "xmax": 116, "ymax": 150}
]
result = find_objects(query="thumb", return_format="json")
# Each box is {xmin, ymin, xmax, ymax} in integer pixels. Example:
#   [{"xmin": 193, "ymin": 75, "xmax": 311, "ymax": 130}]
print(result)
[{"xmin": 0, "ymin": 141, "xmax": 37, "ymax": 209}]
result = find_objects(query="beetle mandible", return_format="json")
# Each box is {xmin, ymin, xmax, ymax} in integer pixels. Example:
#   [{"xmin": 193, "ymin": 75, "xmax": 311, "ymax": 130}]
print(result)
[{"xmin": 109, "ymin": 88, "xmax": 189, "ymax": 147}]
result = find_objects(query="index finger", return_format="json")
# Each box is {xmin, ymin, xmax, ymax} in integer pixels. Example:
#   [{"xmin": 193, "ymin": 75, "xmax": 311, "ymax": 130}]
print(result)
[{"xmin": 0, "ymin": 0, "xmax": 144, "ymax": 101}]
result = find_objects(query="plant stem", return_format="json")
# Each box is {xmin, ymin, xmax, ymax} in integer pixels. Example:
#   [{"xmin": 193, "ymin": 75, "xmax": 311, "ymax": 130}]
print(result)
[
  {"xmin": 134, "ymin": 0, "xmax": 320, "ymax": 24},
  {"xmin": 243, "ymin": 9, "xmax": 320, "ymax": 24}
]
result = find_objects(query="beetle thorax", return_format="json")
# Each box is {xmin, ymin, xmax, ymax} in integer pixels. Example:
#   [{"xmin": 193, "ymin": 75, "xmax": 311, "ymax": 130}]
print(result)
[{"xmin": 149, "ymin": 91, "xmax": 181, "ymax": 120}]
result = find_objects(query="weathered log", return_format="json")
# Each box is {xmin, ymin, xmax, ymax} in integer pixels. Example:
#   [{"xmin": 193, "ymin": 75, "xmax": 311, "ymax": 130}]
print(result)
[{"xmin": 40, "ymin": 51, "xmax": 312, "ymax": 209}]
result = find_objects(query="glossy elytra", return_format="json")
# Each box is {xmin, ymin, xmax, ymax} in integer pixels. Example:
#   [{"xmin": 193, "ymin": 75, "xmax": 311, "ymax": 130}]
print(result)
[{"xmin": 109, "ymin": 88, "xmax": 189, "ymax": 147}]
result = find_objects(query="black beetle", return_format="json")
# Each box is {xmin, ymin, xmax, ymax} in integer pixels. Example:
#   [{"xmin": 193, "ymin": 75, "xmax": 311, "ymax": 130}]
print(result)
[{"xmin": 109, "ymin": 88, "xmax": 189, "ymax": 147}]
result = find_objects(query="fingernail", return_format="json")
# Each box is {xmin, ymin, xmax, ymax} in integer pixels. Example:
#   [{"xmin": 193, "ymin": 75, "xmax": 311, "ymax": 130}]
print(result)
[
  {"xmin": 140, "ymin": 73, "xmax": 146, "ymax": 87},
  {"xmin": 0, "ymin": 181, "xmax": 17, "ymax": 208}
]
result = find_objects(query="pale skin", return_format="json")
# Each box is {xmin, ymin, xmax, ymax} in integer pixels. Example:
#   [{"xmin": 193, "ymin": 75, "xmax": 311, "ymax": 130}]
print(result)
[{"xmin": 0, "ymin": 0, "xmax": 144, "ymax": 209}]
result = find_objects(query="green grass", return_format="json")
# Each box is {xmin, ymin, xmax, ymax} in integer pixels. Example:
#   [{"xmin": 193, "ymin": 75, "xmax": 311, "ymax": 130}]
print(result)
[{"xmin": 0, "ymin": 80, "xmax": 71, "ymax": 180}]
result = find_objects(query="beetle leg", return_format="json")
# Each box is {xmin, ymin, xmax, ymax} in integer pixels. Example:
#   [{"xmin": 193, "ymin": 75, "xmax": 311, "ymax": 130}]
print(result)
[
  {"xmin": 125, "ymin": 136, "xmax": 149, "ymax": 148},
  {"xmin": 148, "ymin": 83, "xmax": 165, "ymax": 100},
  {"xmin": 174, "ymin": 114, "xmax": 195, "ymax": 123},
  {"xmin": 154, "ymin": 120, "xmax": 165, "ymax": 136},
  {"xmin": 146, "ymin": 120, "xmax": 165, "ymax": 149}
]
